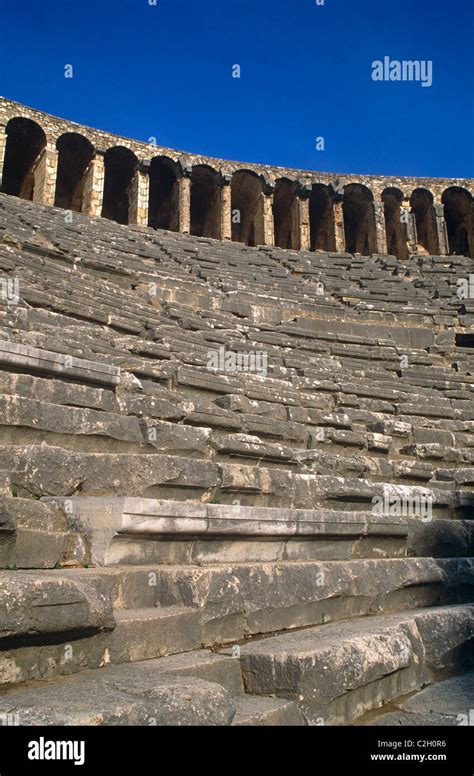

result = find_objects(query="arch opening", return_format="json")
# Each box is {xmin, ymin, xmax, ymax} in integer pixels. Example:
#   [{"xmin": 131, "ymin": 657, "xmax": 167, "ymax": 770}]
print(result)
[
  {"xmin": 102, "ymin": 146, "xmax": 138, "ymax": 225},
  {"xmin": 1, "ymin": 117, "xmax": 46, "ymax": 199},
  {"xmin": 410, "ymin": 188, "xmax": 438, "ymax": 255},
  {"xmin": 343, "ymin": 184, "xmax": 376, "ymax": 255},
  {"xmin": 231, "ymin": 171, "xmax": 264, "ymax": 246},
  {"xmin": 309, "ymin": 184, "xmax": 336, "ymax": 252},
  {"xmin": 382, "ymin": 187, "xmax": 407, "ymax": 260},
  {"xmin": 190, "ymin": 165, "xmax": 221, "ymax": 238},
  {"xmin": 54, "ymin": 133, "xmax": 94, "ymax": 212},
  {"xmin": 442, "ymin": 187, "xmax": 473, "ymax": 258},
  {"xmin": 148, "ymin": 157, "xmax": 179, "ymax": 231},
  {"xmin": 273, "ymin": 178, "xmax": 299, "ymax": 249}
]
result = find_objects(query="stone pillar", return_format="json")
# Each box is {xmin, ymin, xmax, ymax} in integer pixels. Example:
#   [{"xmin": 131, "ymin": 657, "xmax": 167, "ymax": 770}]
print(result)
[
  {"xmin": 401, "ymin": 199, "xmax": 417, "ymax": 253},
  {"xmin": 178, "ymin": 166, "xmax": 191, "ymax": 234},
  {"xmin": 82, "ymin": 147, "xmax": 105, "ymax": 217},
  {"xmin": 220, "ymin": 174, "xmax": 232, "ymax": 240},
  {"xmin": 434, "ymin": 203, "xmax": 449, "ymax": 255},
  {"xmin": 0, "ymin": 122, "xmax": 7, "ymax": 191},
  {"xmin": 333, "ymin": 199, "xmax": 345, "ymax": 252},
  {"xmin": 261, "ymin": 180, "xmax": 275, "ymax": 247},
  {"xmin": 32, "ymin": 142, "xmax": 58, "ymax": 206},
  {"xmin": 297, "ymin": 184, "xmax": 311, "ymax": 251},
  {"xmin": 129, "ymin": 159, "xmax": 150, "ymax": 227},
  {"xmin": 373, "ymin": 201, "xmax": 388, "ymax": 254}
]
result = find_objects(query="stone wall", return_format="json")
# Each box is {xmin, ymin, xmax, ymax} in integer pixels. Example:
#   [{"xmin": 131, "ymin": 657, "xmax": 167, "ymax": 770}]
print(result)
[{"xmin": 0, "ymin": 97, "xmax": 473, "ymax": 257}]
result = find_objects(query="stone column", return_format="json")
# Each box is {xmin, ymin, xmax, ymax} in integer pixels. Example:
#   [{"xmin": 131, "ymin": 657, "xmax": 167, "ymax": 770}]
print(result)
[
  {"xmin": 373, "ymin": 201, "xmax": 387, "ymax": 254},
  {"xmin": 401, "ymin": 199, "xmax": 417, "ymax": 253},
  {"xmin": 178, "ymin": 166, "xmax": 191, "ymax": 234},
  {"xmin": 0, "ymin": 122, "xmax": 7, "ymax": 191},
  {"xmin": 434, "ymin": 203, "xmax": 449, "ymax": 255},
  {"xmin": 297, "ymin": 184, "xmax": 311, "ymax": 251},
  {"xmin": 261, "ymin": 180, "xmax": 275, "ymax": 247},
  {"xmin": 129, "ymin": 159, "xmax": 150, "ymax": 227},
  {"xmin": 220, "ymin": 174, "xmax": 232, "ymax": 240},
  {"xmin": 333, "ymin": 199, "xmax": 345, "ymax": 252},
  {"xmin": 32, "ymin": 142, "xmax": 58, "ymax": 206},
  {"xmin": 82, "ymin": 148, "xmax": 105, "ymax": 217}
]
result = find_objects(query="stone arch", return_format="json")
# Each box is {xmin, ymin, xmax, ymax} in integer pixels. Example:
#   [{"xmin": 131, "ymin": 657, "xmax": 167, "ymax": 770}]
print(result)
[
  {"xmin": 343, "ymin": 184, "xmax": 377, "ymax": 255},
  {"xmin": 382, "ymin": 187, "xmax": 408, "ymax": 260},
  {"xmin": 102, "ymin": 146, "xmax": 138, "ymax": 225},
  {"xmin": 190, "ymin": 164, "xmax": 221, "ymax": 238},
  {"xmin": 309, "ymin": 184, "xmax": 336, "ymax": 251},
  {"xmin": 410, "ymin": 188, "xmax": 438, "ymax": 255},
  {"xmin": 231, "ymin": 170, "xmax": 264, "ymax": 246},
  {"xmin": 148, "ymin": 156, "xmax": 180, "ymax": 231},
  {"xmin": 442, "ymin": 187, "xmax": 473, "ymax": 257},
  {"xmin": 273, "ymin": 178, "xmax": 299, "ymax": 249},
  {"xmin": 1, "ymin": 117, "xmax": 46, "ymax": 199},
  {"xmin": 54, "ymin": 133, "xmax": 94, "ymax": 212}
]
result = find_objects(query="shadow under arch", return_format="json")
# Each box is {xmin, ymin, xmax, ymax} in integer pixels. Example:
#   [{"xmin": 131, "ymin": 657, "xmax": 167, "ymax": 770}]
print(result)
[
  {"xmin": 343, "ymin": 183, "xmax": 377, "ymax": 255},
  {"xmin": 231, "ymin": 170, "xmax": 264, "ymax": 246},
  {"xmin": 442, "ymin": 187, "xmax": 473, "ymax": 257},
  {"xmin": 1, "ymin": 117, "xmax": 46, "ymax": 200},
  {"xmin": 55, "ymin": 132, "xmax": 94, "ymax": 212}
]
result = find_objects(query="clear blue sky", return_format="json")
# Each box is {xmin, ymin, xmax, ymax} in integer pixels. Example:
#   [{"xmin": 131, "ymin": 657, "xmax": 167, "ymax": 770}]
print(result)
[{"xmin": 1, "ymin": 0, "xmax": 473, "ymax": 178}]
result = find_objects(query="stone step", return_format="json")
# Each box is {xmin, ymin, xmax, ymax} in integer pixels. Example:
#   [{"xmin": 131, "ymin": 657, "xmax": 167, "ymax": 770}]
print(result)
[
  {"xmin": 229, "ymin": 604, "xmax": 474, "ymax": 725},
  {"xmin": 3, "ymin": 557, "xmax": 471, "ymax": 687},
  {"xmin": 231, "ymin": 695, "xmax": 305, "ymax": 726},
  {"xmin": 129, "ymin": 649, "xmax": 244, "ymax": 696},
  {"xmin": 109, "ymin": 606, "xmax": 202, "ymax": 663},
  {"xmin": 357, "ymin": 671, "xmax": 474, "ymax": 726},
  {"xmin": 46, "ymin": 497, "xmax": 408, "ymax": 566},
  {"xmin": 0, "ymin": 661, "xmax": 236, "ymax": 726}
]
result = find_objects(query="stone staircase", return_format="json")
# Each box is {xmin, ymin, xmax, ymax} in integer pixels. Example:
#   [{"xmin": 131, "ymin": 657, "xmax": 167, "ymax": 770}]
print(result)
[{"xmin": 0, "ymin": 192, "xmax": 472, "ymax": 725}]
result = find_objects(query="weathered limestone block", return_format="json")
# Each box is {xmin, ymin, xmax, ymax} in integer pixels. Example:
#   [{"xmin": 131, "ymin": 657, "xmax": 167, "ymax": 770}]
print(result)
[
  {"xmin": 128, "ymin": 162, "xmax": 150, "ymax": 226},
  {"xmin": 44, "ymin": 498, "xmax": 408, "ymax": 566},
  {"xmin": 0, "ymin": 341, "xmax": 120, "ymax": 387},
  {"xmin": 412, "ymin": 605, "xmax": 474, "ymax": 672},
  {"xmin": 0, "ymin": 667, "xmax": 236, "ymax": 726},
  {"xmin": 408, "ymin": 520, "xmax": 474, "ymax": 558},
  {"xmin": 0, "ymin": 372, "xmax": 118, "ymax": 413},
  {"xmin": 0, "ymin": 572, "xmax": 115, "ymax": 639},
  {"xmin": 117, "ymin": 393, "xmax": 184, "ymax": 421},
  {"xmin": 0, "ymin": 395, "xmax": 142, "ymax": 442},
  {"xmin": 0, "ymin": 445, "xmax": 220, "ymax": 498},
  {"xmin": 333, "ymin": 200, "xmax": 345, "ymax": 252},
  {"xmin": 32, "ymin": 143, "xmax": 58, "ymax": 206},
  {"xmin": 82, "ymin": 150, "xmax": 105, "ymax": 217},
  {"xmin": 141, "ymin": 419, "xmax": 213, "ymax": 456},
  {"xmin": 365, "ymin": 674, "xmax": 474, "ymax": 726},
  {"xmin": 220, "ymin": 176, "xmax": 232, "ymax": 240},
  {"xmin": 237, "ymin": 612, "xmax": 429, "ymax": 724},
  {"xmin": 178, "ymin": 172, "xmax": 191, "ymax": 234}
]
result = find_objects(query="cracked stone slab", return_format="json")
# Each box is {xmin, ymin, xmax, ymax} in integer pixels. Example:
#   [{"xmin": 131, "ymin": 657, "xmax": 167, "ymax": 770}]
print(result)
[{"xmin": 0, "ymin": 662, "xmax": 236, "ymax": 726}]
